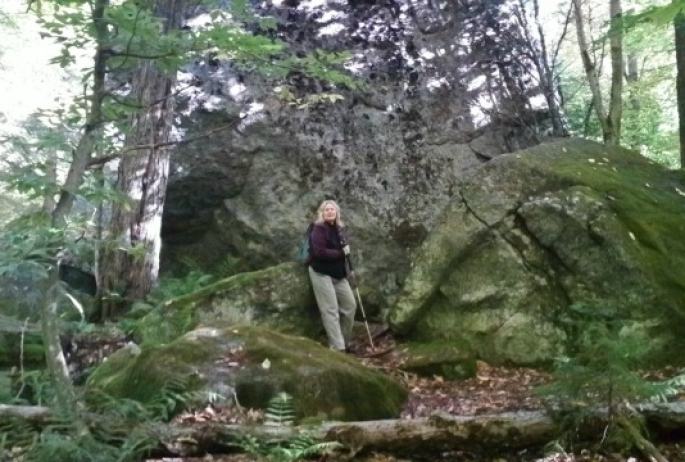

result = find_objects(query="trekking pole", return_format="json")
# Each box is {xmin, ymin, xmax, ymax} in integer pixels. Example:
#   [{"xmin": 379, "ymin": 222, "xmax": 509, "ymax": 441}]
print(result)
[{"xmin": 345, "ymin": 254, "xmax": 375, "ymax": 350}]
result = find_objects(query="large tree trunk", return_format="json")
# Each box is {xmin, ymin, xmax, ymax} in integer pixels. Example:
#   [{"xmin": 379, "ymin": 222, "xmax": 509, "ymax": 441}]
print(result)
[
  {"xmin": 98, "ymin": 0, "xmax": 187, "ymax": 319},
  {"xmin": 675, "ymin": 11, "xmax": 685, "ymax": 168}
]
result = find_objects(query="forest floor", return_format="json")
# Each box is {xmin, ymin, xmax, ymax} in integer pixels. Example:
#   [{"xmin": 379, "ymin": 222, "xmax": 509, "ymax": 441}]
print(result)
[{"xmin": 144, "ymin": 324, "xmax": 685, "ymax": 462}]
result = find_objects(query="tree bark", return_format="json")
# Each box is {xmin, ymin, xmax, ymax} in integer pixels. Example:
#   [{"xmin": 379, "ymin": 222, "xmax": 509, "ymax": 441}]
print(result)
[
  {"xmin": 99, "ymin": 0, "xmax": 187, "ymax": 319},
  {"xmin": 0, "ymin": 407, "xmax": 558, "ymax": 456},
  {"xmin": 531, "ymin": 0, "xmax": 567, "ymax": 136},
  {"xmin": 37, "ymin": 0, "xmax": 111, "ymax": 417},
  {"xmin": 675, "ymin": 11, "xmax": 685, "ymax": 168},
  {"xmin": 606, "ymin": 0, "xmax": 624, "ymax": 146},
  {"xmin": 573, "ymin": 0, "xmax": 608, "ymax": 136},
  {"xmin": 51, "ymin": 0, "xmax": 109, "ymax": 227},
  {"xmin": 38, "ymin": 270, "xmax": 78, "ymax": 415},
  {"xmin": 5, "ymin": 403, "xmax": 685, "ymax": 458},
  {"xmin": 572, "ymin": 0, "xmax": 624, "ymax": 146}
]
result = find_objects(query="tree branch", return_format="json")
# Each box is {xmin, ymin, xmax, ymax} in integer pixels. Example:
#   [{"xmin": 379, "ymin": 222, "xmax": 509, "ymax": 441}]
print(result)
[
  {"xmin": 110, "ymin": 49, "xmax": 176, "ymax": 60},
  {"xmin": 105, "ymin": 82, "xmax": 195, "ymax": 110}
]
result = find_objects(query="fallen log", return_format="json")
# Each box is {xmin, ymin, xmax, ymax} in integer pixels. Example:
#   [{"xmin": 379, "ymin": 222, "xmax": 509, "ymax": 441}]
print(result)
[
  {"xmin": 0, "ymin": 404, "xmax": 51, "ymax": 421},
  {"xmin": 147, "ymin": 411, "xmax": 558, "ymax": 457},
  {"xmin": 3, "ymin": 403, "xmax": 685, "ymax": 457}
]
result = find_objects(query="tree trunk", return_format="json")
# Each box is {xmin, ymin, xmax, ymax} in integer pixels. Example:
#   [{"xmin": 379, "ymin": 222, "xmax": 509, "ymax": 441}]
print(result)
[
  {"xmin": 5, "ymin": 403, "xmax": 685, "ymax": 458},
  {"xmin": 606, "ymin": 0, "xmax": 624, "ymax": 146},
  {"xmin": 572, "ymin": 0, "xmax": 624, "ymax": 146},
  {"xmin": 51, "ymin": 0, "xmax": 109, "ymax": 227},
  {"xmin": 531, "ymin": 0, "xmax": 567, "ymax": 137},
  {"xmin": 37, "ymin": 0, "xmax": 110, "ymax": 417},
  {"xmin": 624, "ymin": 7, "xmax": 640, "ymax": 120},
  {"xmin": 41, "ymin": 152, "xmax": 57, "ymax": 214},
  {"xmin": 38, "ymin": 269, "xmax": 78, "ymax": 414},
  {"xmin": 98, "ymin": 0, "xmax": 187, "ymax": 319},
  {"xmin": 675, "ymin": 11, "xmax": 685, "ymax": 168},
  {"xmin": 573, "ymin": 0, "xmax": 608, "ymax": 136}
]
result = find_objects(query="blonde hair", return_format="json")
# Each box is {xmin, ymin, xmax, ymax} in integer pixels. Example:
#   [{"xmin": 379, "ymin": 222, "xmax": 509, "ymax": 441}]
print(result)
[{"xmin": 315, "ymin": 200, "xmax": 344, "ymax": 228}]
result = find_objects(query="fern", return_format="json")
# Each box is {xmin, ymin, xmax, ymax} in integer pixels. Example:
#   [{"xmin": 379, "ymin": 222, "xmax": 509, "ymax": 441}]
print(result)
[
  {"xmin": 151, "ymin": 270, "xmax": 215, "ymax": 303},
  {"xmin": 649, "ymin": 371, "xmax": 685, "ymax": 403},
  {"xmin": 24, "ymin": 431, "xmax": 121, "ymax": 462},
  {"xmin": 9, "ymin": 369, "xmax": 58, "ymax": 406},
  {"xmin": 121, "ymin": 270, "xmax": 216, "ymax": 345},
  {"xmin": 231, "ymin": 392, "xmax": 347, "ymax": 461},
  {"xmin": 238, "ymin": 432, "xmax": 342, "ymax": 462},
  {"xmin": 86, "ymin": 389, "xmax": 156, "ymax": 421},
  {"xmin": 215, "ymin": 255, "xmax": 241, "ymax": 278},
  {"xmin": 142, "ymin": 375, "xmax": 225, "ymax": 421},
  {"xmin": 178, "ymin": 256, "xmax": 202, "ymax": 272},
  {"xmin": 0, "ymin": 416, "xmax": 38, "ymax": 452},
  {"xmin": 7, "ymin": 379, "xmax": 197, "ymax": 462},
  {"xmin": 271, "ymin": 434, "xmax": 342, "ymax": 461},
  {"xmin": 0, "ymin": 416, "xmax": 152, "ymax": 462},
  {"xmin": 265, "ymin": 392, "xmax": 296, "ymax": 426}
]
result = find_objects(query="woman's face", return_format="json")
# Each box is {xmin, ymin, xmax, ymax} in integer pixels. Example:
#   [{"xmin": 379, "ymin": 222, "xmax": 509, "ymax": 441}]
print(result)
[{"xmin": 322, "ymin": 204, "xmax": 337, "ymax": 223}]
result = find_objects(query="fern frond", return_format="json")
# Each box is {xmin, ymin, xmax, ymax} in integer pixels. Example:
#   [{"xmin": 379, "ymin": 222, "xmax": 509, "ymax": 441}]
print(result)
[
  {"xmin": 215, "ymin": 256, "xmax": 241, "ymax": 278},
  {"xmin": 294, "ymin": 439, "xmax": 343, "ymax": 457},
  {"xmin": 265, "ymin": 392, "xmax": 296, "ymax": 426},
  {"xmin": 650, "ymin": 372, "xmax": 685, "ymax": 403},
  {"xmin": 179, "ymin": 256, "xmax": 202, "ymax": 272},
  {"xmin": 0, "ymin": 416, "xmax": 38, "ymax": 450}
]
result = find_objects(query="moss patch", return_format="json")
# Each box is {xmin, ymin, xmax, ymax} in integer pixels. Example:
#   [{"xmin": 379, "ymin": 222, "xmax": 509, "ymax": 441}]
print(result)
[
  {"xmin": 508, "ymin": 140, "xmax": 685, "ymax": 316},
  {"xmin": 391, "ymin": 138, "xmax": 685, "ymax": 367},
  {"xmin": 87, "ymin": 339, "xmax": 215, "ymax": 404},
  {"xmin": 88, "ymin": 324, "xmax": 407, "ymax": 421},
  {"xmin": 232, "ymin": 325, "xmax": 407, "ymax": 421}
]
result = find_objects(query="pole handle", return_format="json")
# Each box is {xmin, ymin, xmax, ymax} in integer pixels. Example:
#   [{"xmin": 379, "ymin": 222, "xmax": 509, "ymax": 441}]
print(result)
[{"xmin": 338, "ymin": 229, "xmax": 355, "ymax": 276}]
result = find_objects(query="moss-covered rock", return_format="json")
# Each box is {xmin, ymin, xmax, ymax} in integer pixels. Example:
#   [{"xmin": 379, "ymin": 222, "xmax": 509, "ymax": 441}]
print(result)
[
  {"xmin": 0, "ymin": 316, "xmax": 44, "ymax": 368},
  {"xmin": 138, "ymin": 262, "xmax": 323, "ymax": 343},
  {"xmin": 389, "ymin": 139, "xmax": 685, "ymax": 367},
  {"xmin": 88, "ymin": 324, "xmax": 407, "ymax": 421},
  {"xmin": 399, "ymin": 340, "xmax": 477, "ymax": 380}
]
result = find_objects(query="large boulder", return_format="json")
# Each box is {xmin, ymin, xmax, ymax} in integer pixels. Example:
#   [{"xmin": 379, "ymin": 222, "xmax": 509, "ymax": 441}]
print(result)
[
  {"xmin": 88, "ymin": 324, "xmax": 408, "ymax": 421},
  {"xmin": 161, "ymin": 0, "xmax": 561, "ymax": 309},
  {"xmin": 388, "ymin": 139, "xmax": 685, "ymax": 367}
]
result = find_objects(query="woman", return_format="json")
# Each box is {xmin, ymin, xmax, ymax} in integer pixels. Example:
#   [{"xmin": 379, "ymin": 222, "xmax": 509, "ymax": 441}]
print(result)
[{"xmin": 308, "ymin": 200, "xmax": 357, "ymax": 353}]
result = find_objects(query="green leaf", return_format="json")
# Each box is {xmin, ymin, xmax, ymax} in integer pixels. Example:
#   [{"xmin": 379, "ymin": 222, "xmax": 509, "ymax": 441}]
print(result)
[{"xmin": 630, "ymin": 1, "xmax": 685, "ymax": 27}]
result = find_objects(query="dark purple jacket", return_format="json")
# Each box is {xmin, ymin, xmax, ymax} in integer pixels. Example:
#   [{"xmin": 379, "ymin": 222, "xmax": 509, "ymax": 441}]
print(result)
[{"xmin": 309, "ymin": 222, "xmax": 348, "ymax": 279}]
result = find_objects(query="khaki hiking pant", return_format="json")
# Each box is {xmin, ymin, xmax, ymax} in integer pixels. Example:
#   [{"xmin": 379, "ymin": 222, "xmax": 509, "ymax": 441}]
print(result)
[{"xmin": 308, "ymin": 267, "xmax": 357, "ymax": 351}]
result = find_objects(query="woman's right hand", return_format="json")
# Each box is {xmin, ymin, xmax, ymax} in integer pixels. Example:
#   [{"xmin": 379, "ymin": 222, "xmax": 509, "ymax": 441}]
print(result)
[{"xmin": 342, "ymin": 245, "xmax": 350, "ymax": 256}]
